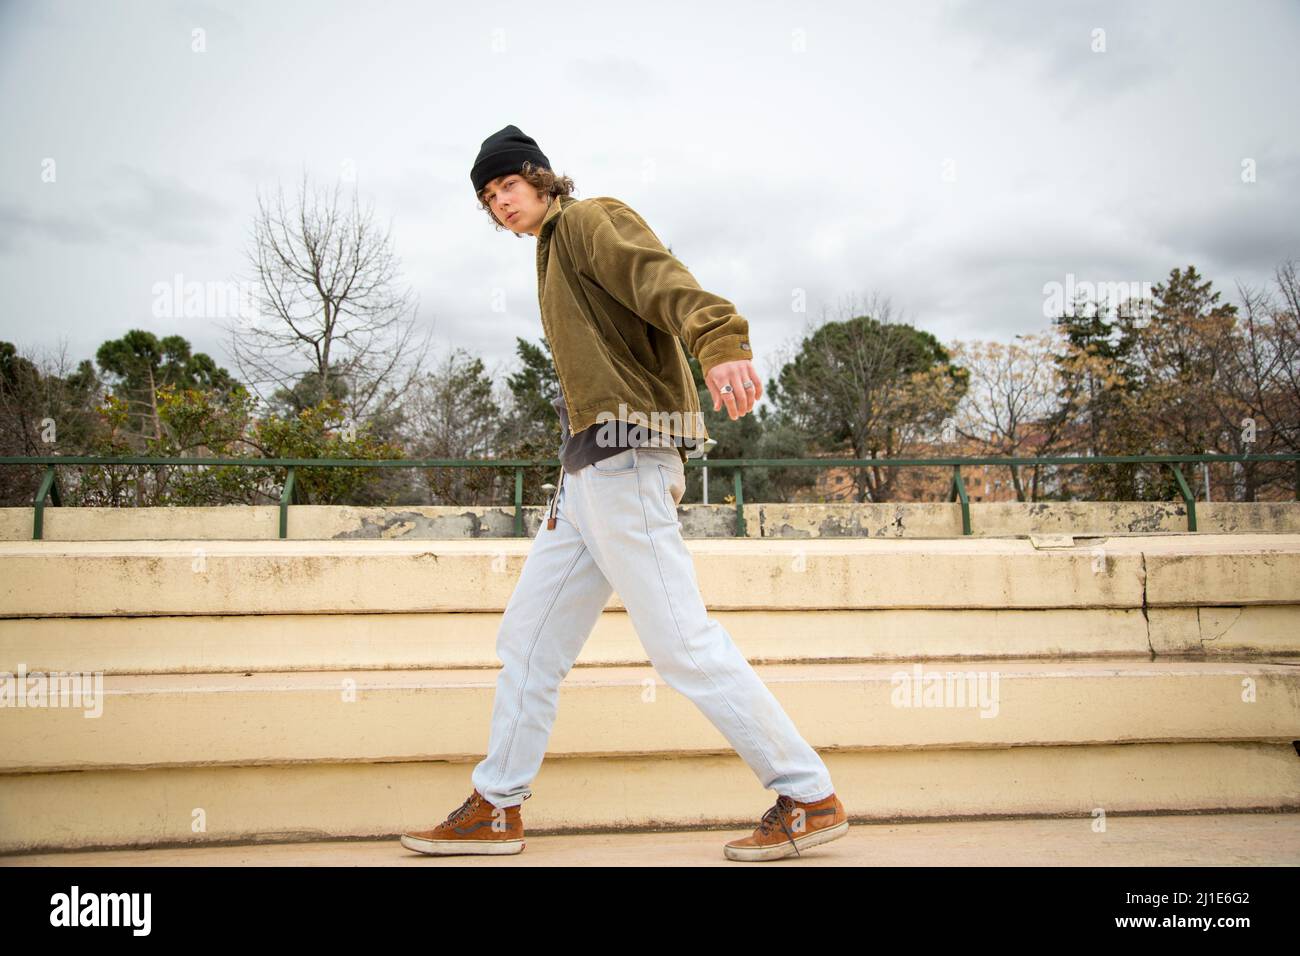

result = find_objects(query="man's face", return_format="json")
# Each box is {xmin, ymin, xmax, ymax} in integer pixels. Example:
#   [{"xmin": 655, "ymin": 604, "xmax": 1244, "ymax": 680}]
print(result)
[{"xmin": 481, "ymin": 173, "xmax": 550, "ymax": 236}]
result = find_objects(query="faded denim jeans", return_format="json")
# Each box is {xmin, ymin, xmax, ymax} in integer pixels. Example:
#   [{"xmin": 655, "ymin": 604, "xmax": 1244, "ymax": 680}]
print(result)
[{"xmin": 471, "ymin": 444, "xmax": 835, "ymax": 808}]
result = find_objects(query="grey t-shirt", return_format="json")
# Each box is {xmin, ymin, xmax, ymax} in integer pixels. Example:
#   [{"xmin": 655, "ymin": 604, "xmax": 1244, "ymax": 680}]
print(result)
[{"xmin": 552, "ymin": 395, "xmax": 699, "ymax": 474}]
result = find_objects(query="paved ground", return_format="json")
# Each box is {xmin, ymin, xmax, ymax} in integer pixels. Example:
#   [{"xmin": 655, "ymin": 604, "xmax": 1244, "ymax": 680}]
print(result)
[{"xmin": 4, "ymin": 812, "xmax": 1298, "ymax": 866}]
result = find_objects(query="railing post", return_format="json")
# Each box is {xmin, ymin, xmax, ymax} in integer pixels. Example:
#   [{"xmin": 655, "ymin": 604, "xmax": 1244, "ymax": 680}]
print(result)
[
  {"xmin": 279, "ymin": 466, "xmax": 296, "ymax": 539},
  {"xmin": 514, "ymin": 466, "xmax": 524, "ymax": 537},
  {"xmin": 733, "ymin": 468, "xmax": 746, "ymax": 537},
  {"xmin": 33, "ymin": 464, "xmax": 62, "ymax": 540},
  {"xmin": 1168, "ymin": 463, "xmax": 1197, "ymax": 532},
  {"xmin": 947, "ymin": 465, "xmax": 972, "ymax": 535}
]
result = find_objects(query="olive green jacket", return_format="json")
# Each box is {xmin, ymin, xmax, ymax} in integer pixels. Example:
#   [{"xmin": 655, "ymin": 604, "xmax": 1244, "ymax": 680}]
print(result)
[{"xmin": 535, "ymin": 193, "xmax": 752, "ymax": 444}]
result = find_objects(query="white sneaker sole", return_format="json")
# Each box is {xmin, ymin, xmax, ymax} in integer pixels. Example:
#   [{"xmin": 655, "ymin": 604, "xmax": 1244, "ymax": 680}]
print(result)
[
  {"xmin": 723, "ymin": 820, "xmax": 849, "ymax": 861},
  {"xmin": 400, "ymin": 833, "xmax": 525, "ymax": 856}
]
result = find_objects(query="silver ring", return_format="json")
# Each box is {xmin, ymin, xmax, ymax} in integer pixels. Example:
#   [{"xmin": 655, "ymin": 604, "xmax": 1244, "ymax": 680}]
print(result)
[
  {"xmin": 720, "ymin": 384, "xmax": 733, "ymax": 394},
  {"xmin": 743, "ymin": 380, "xmax": 755, "ymax": 389}
]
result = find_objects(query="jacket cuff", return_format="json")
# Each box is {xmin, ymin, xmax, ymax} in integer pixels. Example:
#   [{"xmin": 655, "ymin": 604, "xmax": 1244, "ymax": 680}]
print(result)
[{"xmin": 697, "ymin": 334, "xmax": 752, "ymax": 379}]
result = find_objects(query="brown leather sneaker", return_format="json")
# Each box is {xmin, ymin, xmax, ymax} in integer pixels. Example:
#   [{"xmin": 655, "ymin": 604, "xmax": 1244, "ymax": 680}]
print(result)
[
  {"xmin": 400, "ymin": 788, "xmax": 526, "ymax": 856},
  {"xmin": 723, "ymin": 792, "xmax": 848, "ymax": 861}
]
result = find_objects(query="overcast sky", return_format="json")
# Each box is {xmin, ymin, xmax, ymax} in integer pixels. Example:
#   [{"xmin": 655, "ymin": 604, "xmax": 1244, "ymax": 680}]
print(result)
[{"xmin": 1, "ymin": 0, "xmax": 1297, "ymax": 398}]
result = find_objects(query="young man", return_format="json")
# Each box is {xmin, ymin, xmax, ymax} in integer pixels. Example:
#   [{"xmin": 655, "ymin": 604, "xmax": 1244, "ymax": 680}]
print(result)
[{"xmin": 400, "ymin": 125, "xmax": 846, "ymax": 862}]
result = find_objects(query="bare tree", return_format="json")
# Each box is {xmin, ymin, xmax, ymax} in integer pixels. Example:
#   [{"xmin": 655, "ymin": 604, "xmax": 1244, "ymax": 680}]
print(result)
[
  {"xmin": 403, "ymin": 348, "xmax": 504, "ymax": 505},
  {"xmin": 949, "ymin": 330, "xmax": 1070, "ymax": 500},
  {"xmin": 226, "ymin": 169, "xmax": 432, "ymax": 427},
  {"xmin": 0, "ymin": 338, "xmax": 104, "ymax": 505},
  {"xmin": 1268, "ymin": 259, "xmax": 1300, "ymax": 492},
  {"xmin": 1212, "ymin": 262, "xmax": 1300, "ymax": 499}
]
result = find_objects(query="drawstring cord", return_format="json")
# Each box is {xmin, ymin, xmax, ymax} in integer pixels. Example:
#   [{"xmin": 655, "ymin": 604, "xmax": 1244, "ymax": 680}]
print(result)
[{"xmin": 546, "ymin": 465, "xmax": 564, "ymax": 530}]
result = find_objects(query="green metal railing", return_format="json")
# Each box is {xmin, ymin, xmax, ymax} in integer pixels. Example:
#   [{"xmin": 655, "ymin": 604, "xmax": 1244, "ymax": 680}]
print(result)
[{"xmin": 2, "ymin": 453, "xmax": 1296, "ymax": 540}]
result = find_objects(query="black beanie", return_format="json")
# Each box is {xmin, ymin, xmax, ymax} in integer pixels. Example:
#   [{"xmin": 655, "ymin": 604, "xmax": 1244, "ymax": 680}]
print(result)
[{"xmin": 471, "ymin": 125, "xmax": 551, "ymax": 195}]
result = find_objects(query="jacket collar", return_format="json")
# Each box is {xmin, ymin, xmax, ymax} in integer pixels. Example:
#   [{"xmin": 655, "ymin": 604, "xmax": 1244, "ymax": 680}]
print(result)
[{"xmin": 537, "ymin": 193, "xmax": 573, "ymax": 240}]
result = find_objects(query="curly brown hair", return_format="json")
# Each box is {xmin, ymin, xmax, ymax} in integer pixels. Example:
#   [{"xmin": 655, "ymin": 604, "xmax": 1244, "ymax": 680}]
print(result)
[{"xmin": 476, "ymin": 161, "xmax": 577, "ymax": 235}]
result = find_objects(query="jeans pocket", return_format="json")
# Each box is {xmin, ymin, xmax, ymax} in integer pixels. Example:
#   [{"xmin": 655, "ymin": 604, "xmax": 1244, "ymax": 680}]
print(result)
[
  {"xmin": 588, "ymin": 447, "xmax": 638, "ymax": 475},
  {"xmin": 658, "ymin": 463, "xmax": 686, "ymax": 507}
]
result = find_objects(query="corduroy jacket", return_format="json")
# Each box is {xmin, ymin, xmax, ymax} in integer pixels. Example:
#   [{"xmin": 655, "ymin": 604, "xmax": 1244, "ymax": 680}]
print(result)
[{"xmin": 535, "ymin": 193, "xmax": 752, "ymax": 445}]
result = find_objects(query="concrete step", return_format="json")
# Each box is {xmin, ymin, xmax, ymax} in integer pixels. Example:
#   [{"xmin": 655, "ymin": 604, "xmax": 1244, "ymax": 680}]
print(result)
[
  {"xmin": 2, "ymin": 658, "xmax": 1298, "ymax": 852},
  {"xmin": 4, "ymin": 659, "xmax": 1298, "ymax": 771},
  {"xmin": 3, "ymin": 534, "xmax": 1298, "ymax": 618},
  {"xmin": 3, "ymin": 605, "xmax": 1298, "ymax": 675},
  {"xmin": 3, "ymin": 532, "xmax": 1298, "ymax": 853},
  {"xmin": 4, "ymin": 811, "xmax": 1298, "ymax": 867},
  {"xmin": 3, "ymin": 533, "xmax": 1296, "ymax": 674},
  {"xmin": 1, "ymin": 744, "xmax": 1296, "ymax": 855}
]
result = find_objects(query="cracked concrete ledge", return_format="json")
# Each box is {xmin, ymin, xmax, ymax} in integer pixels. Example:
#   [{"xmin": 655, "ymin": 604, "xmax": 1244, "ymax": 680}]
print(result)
[{"xmin": 3, "ymin": 501, "xmax": 1299, "ymax": 541}]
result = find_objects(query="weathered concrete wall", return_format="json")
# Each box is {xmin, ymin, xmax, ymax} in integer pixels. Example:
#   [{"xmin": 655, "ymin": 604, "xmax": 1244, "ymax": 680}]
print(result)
[
  {"xmin": 753, "ymin": 501, "xmax": 1300, "ymax": 538},
  {"xmin": 2, "ymin": 501, "xmax": 1298, "ymax": 540}
]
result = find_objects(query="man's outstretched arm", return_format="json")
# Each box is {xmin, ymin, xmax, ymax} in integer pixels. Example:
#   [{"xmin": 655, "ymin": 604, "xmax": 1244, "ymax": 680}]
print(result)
[{"xmin": 573, "ymin": 204, "xmax": 763, "ymax": 418}]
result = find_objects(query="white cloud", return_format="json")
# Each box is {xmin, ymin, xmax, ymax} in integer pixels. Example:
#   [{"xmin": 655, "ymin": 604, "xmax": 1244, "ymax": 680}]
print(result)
[{"xmin": 0, "ymin": 0, "xmax": 1296, "ymax": 381}]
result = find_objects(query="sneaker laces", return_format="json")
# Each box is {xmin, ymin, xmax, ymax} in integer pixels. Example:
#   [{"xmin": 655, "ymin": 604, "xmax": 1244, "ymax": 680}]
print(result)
[
  {"xmin": 443, "ymin": 792, "xmax": 481, "ymax": 826},
  {"xmin": 757, "ymin": 795, "xmax": 803, "ymax": 857}
]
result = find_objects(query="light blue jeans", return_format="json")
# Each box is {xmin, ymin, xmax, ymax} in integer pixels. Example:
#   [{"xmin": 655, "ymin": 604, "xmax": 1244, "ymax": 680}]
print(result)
[{"xmin": 471, "ymin": 444, "xmax": 835, "ymax": 808}]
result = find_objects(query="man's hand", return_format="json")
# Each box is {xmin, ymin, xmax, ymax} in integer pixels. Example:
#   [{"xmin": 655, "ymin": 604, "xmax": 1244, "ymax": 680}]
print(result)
[{"xmin": 705, "ymin": 360, "xmax": 763, "ymax": 420}]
